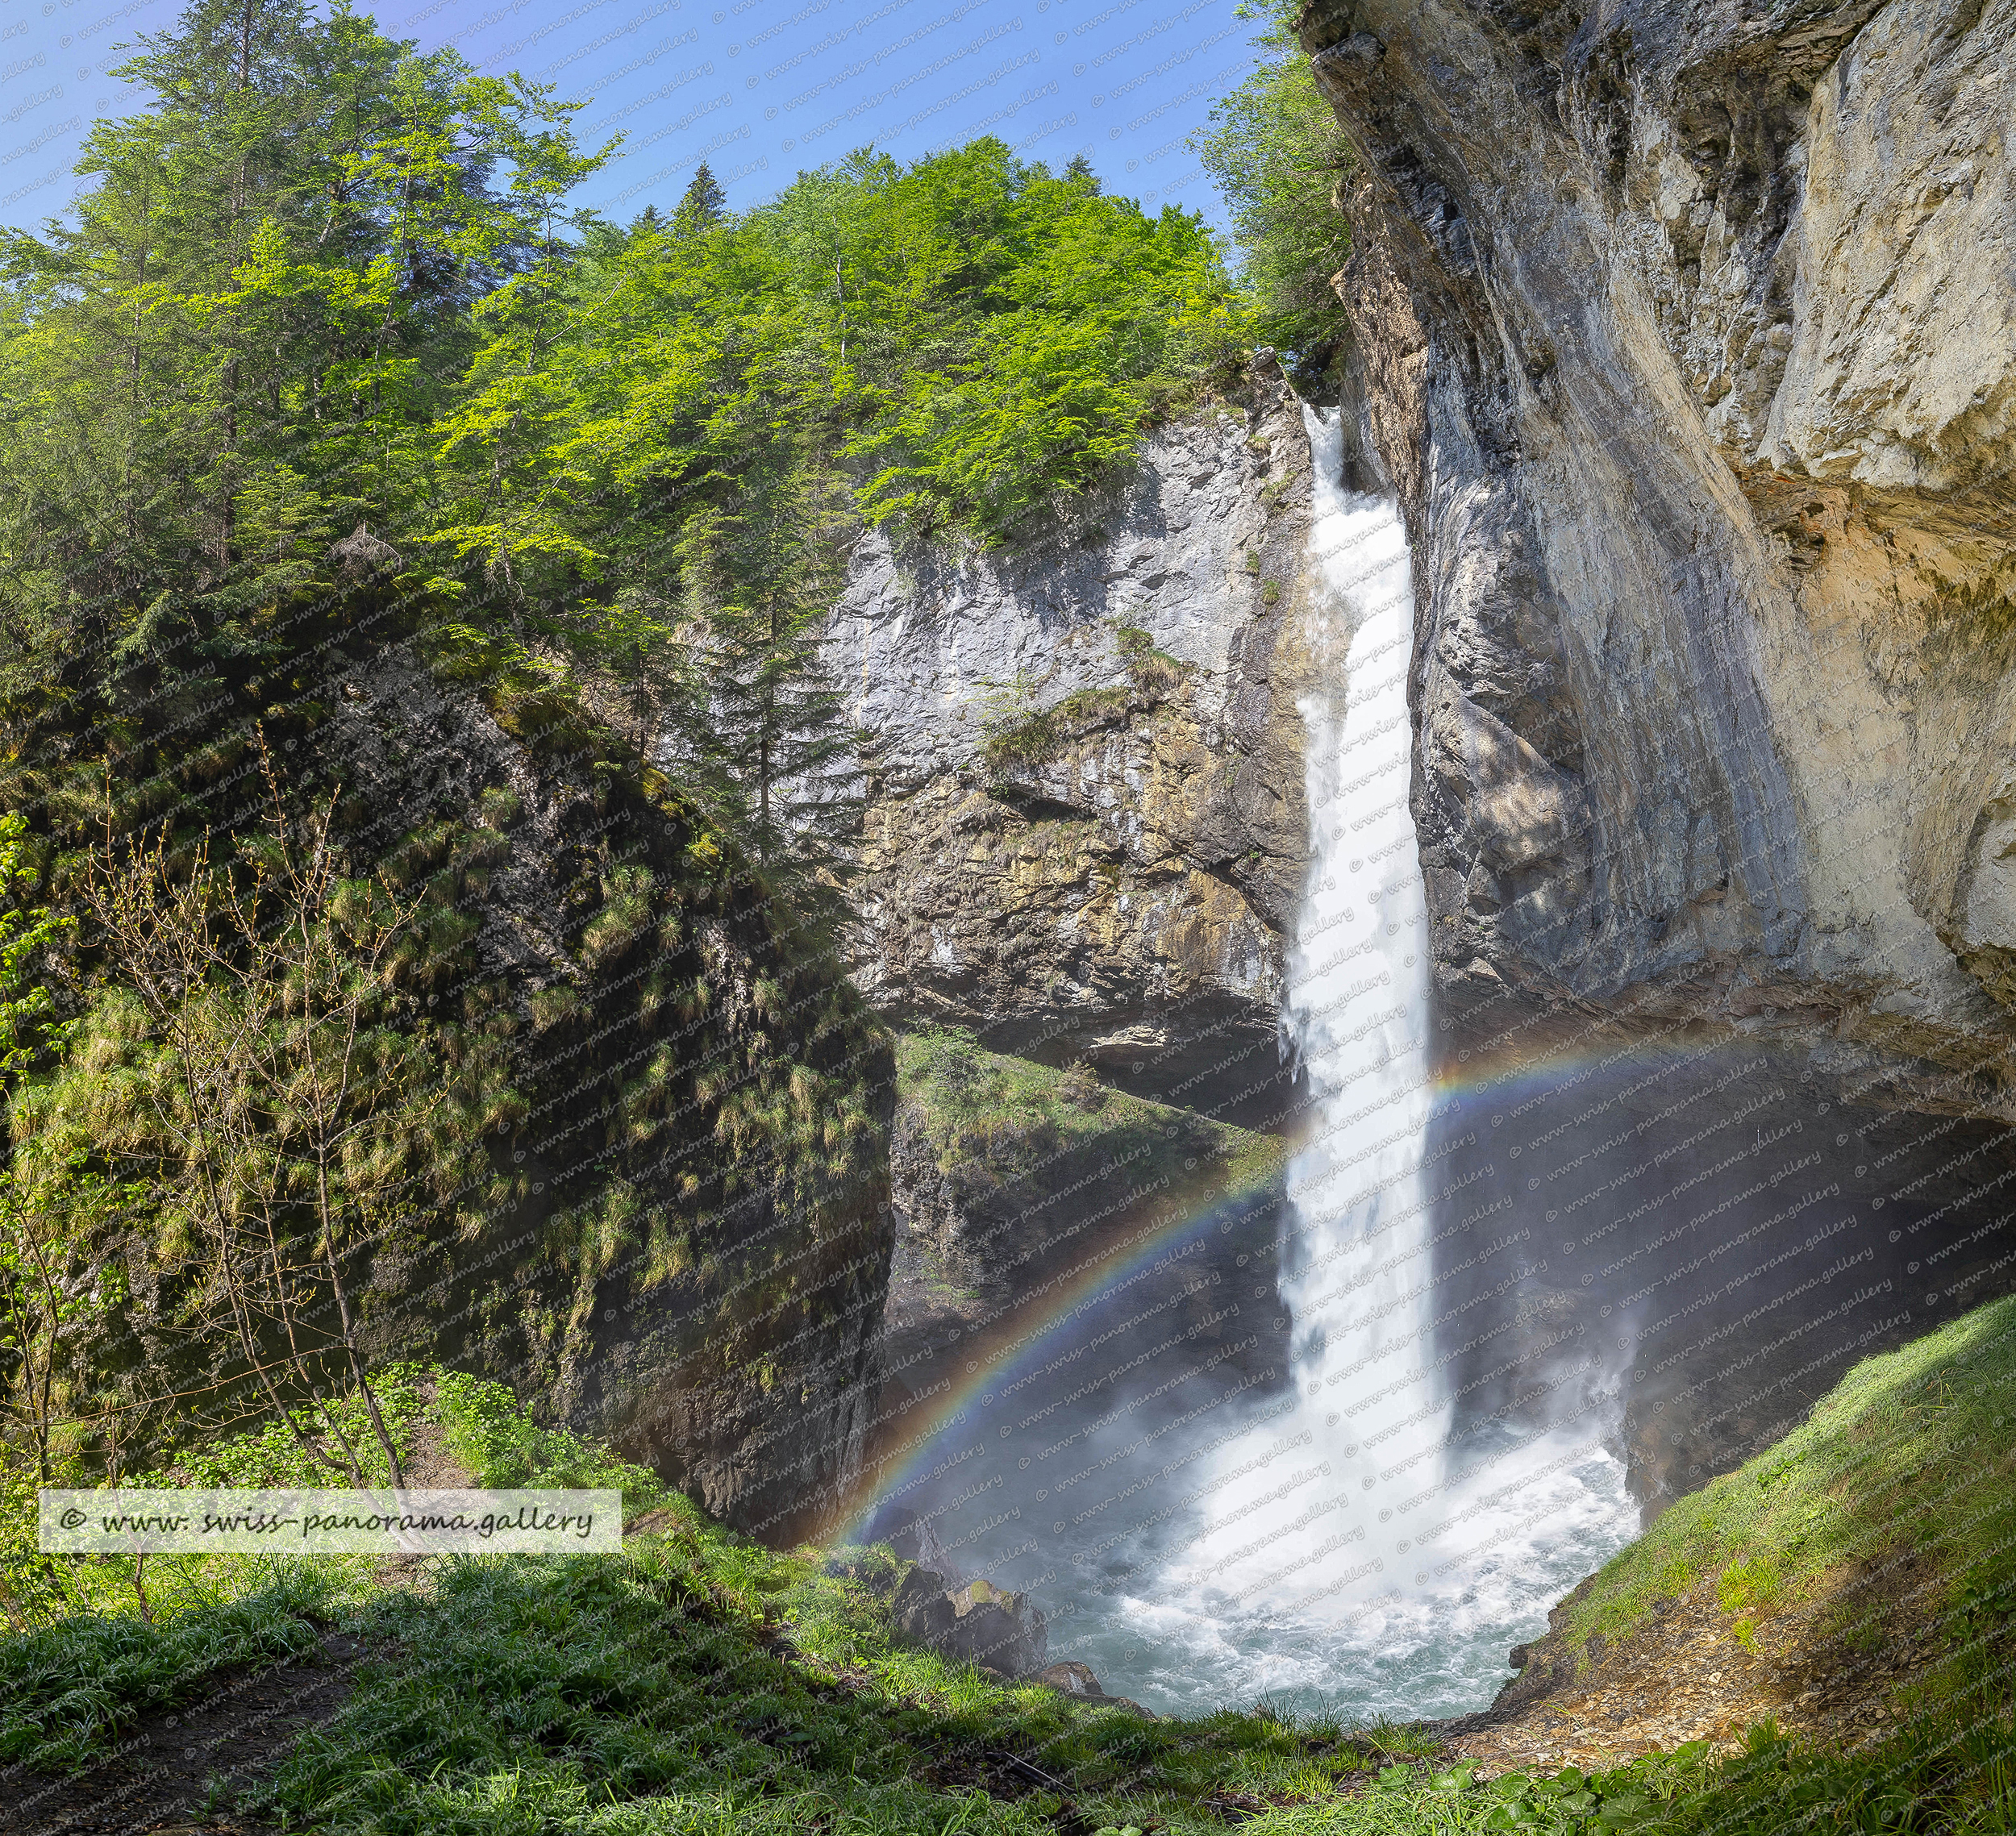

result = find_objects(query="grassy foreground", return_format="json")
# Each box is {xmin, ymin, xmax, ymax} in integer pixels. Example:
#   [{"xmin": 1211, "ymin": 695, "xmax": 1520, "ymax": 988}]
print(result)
[
  {"xmin": 2, "ymin": 1305, "xmax": 2014, "ymax": 1834},
  {"xmin": 1556, "ymin": 1293, "xmax": 2016, "ymax": 1727}
]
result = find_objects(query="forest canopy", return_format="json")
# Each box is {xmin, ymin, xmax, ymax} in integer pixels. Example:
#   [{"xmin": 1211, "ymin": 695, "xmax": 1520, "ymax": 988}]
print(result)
[{"xmin": 0, "ymin": 0, "xmax": 1253, "ymax": 871}]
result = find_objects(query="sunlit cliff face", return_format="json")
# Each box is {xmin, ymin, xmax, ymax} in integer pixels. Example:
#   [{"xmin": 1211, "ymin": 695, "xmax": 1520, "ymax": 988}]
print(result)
[{"xmin": 1301, "ymin": 0, "xmax": 2016, "ymax": 1512}]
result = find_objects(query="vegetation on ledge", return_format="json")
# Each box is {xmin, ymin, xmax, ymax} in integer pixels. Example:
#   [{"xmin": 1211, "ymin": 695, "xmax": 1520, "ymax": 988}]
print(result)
[
  {"xmin": 978, "ymin": 624, "xmax": 1199, "ymax": 775},
  {"xmin": 898, "ymin": 1028, "xmax": 1289, "ymax": 1211},
  {"xmin": 6, "ymin": 1338, "xmax": 2014, "ymax": 1833}
]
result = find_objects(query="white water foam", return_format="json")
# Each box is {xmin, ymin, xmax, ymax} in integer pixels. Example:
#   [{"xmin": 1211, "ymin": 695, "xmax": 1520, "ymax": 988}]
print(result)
[{"xmin": 1079, "ymin": 406, "xmax": 1640, "ymax": 1716}]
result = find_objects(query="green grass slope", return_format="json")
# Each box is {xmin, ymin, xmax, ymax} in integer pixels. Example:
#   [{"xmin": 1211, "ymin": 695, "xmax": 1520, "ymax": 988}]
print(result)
[
  {"xmin": 1554, "ymin": 1292, "xmax": 2016, "ymax": 1727},
  {"xmin": 4, "ymin": 1305, "xmax": 2015, "ymax": 1834}
]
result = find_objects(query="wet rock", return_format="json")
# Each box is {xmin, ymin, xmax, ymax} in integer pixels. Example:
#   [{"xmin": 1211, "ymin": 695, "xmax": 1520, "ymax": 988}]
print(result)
[
  {"xmin": 891, "ymin": 1567, "xmax": 1049, "ymax": 1677},
  {"xmin": 1037, "ymin": 1659, "xmax": 1105, "ymax": 1696},
  {"xmin": 1035, "ymin": 1659, "xmax": 1159, "ymax": 1718},
  {"xmin": 1489, "ymin": 1575, "xmax": 1600, "ymax": 1717},
  {"xmin": 890, "ymin": 1563, "xmax": 958, "ymax": 1645},
  {"xmin": 1303, "ymin": 0, "xmax": 2016, "ymax": 1097}
]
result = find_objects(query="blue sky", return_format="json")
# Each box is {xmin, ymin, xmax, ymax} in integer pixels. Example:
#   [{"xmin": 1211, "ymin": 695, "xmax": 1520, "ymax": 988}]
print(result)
[{"xmin": 0, "ymin": 0, "xmax": 1269, "ymax": 234}]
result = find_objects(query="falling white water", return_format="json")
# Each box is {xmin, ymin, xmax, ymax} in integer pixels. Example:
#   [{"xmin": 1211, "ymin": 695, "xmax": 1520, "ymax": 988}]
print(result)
[
  {"xmin": 1089, "ymin": 407, "xmax": 1639, "ymax": 1717},
  {"xmin": 1146, "ymin": 404, "xmax": 1443, "ymax": 1614}
]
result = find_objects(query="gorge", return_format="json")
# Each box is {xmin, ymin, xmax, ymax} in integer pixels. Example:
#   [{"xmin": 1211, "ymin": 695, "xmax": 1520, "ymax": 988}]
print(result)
[
  {"xmin": 813, "ymin": 0, "xmax": 2016, "ymax": 1724},
  {"xmin": 4, "ymin": 0, "xmax": 2014, "ymax": 1813}
]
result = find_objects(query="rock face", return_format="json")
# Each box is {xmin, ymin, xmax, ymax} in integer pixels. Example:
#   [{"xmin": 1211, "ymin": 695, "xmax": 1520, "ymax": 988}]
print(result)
[
  {"xmin": 1300, "ymin": 0, "xmax": 2016, "ymax": 1094},
  {"xmin": 325, "ymin": 649, "xmax": 896, "ymax": 1543},
  {"xmin": 892, "ymin": 1566, "xmax": 1050, "ymax": 1677},
  {"xmin": 60, "ymin": 620, "xmax": 893, "ymax": 1546},
  {"xmin": 1297, "ymin": 0, "xmax": 2016, "ymax": 1505},
  {"xmin": 830, "ymin": 358, "xmax": 1317, "ymax": 1122}
]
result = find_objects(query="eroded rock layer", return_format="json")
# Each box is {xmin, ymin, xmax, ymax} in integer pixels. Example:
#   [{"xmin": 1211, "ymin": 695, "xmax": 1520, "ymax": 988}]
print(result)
[
  {"xmin": 1303, "ymin": 0, "xmax": 2016, "ymax": 1085},
  {"xmin": 831, "ymin": 359, "xmax": 1316, "ymax": 1123},
  {"xmin": 1297, "ymin": 0, "xmax": 2016, "ymax": 1503}
]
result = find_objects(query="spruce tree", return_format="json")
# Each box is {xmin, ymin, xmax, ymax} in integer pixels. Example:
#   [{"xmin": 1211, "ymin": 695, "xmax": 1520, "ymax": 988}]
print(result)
[
  {"xmin": 672, "ymin": 161, "xmax": 727, "ymax": 235},
  {"xmin": 1064, "ymin": 152, "xmax": 1101, "ymax": 192},
  {"xmin": 670, "ymin": 458, "xmax": 864, "ymax": 872}
]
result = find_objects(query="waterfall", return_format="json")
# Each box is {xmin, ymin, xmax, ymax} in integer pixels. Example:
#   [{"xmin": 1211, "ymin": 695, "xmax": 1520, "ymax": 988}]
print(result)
[
  {"xmin": 1119, "ymin": 407, "xmax": 1638, "ymax": 1713},
  {"xmin": 867, "ymin": 403, "xmax": 1641, "ymax": 1718},
  {"xmin": 1151, "ymin": 406, "xmax": 1441, "ymax": 1620},
  {"xmin": 1275, "ymin": 407, "xmax": 1445, "ymax": 1569}
]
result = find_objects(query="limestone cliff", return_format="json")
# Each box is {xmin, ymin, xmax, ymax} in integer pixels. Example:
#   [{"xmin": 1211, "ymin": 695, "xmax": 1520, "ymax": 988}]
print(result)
[
  {"xmin": 1295, "ymin": 0, "xmax": 2016, "ymax": 1509},
  {"xmin": 1299, "ymin": 0, "xmax": 2015, "ymax": 1104},
  {"xmin": 830, "ymin": 358, "xmax": 1317, "ymax": 1125}
]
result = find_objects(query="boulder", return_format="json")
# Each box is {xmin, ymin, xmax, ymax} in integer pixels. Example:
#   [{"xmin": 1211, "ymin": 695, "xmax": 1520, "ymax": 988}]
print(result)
[
  {"xmin": 1035, "ymin": 1659, "xmax": 1159, "ymax": 1719},
  {"xmin": 1036, "ymin": 1659, "xmax": 1104, "ymax": 1696},
  {"xmin": 891, "ymin": 1566, "xmax": 1048, "ymax": 1678}
]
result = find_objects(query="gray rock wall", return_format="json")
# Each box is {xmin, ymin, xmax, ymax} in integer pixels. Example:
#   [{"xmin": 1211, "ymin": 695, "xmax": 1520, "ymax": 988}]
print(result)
[
  {"xmin": 1299, "ymin": 0, "xmax": 2016, "ymax": 1510},
  {"xmin": 828, "ymin": 359, "xmax": 1318, "ymax": 1122},
  {"xmin": 1301, "ymin": 0, "xmax": 2016, "ymax": 1110}
]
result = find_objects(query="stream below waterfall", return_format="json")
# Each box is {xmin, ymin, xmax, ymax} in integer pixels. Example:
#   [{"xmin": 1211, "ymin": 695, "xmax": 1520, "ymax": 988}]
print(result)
[{"xmin": 852, "ymin": 406, "xmax": 1643, "ymax": 1720}]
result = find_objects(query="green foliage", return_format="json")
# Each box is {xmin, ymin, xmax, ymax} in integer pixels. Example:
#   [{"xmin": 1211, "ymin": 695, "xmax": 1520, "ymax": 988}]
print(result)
[
  {"xmin": 0, "ymin": 1563, "xmax": 334, "ymax": 1772},
  {"xmin": 0, "ymin": 810, "xmax": 110, "ymax": 1505},
  {"xmin": 981, "ymin": 706, "xmax": 1063, "ymax": 771},
  {"xmin": 7, "ymin": 792, "xmax": 520, "ymax": 1489},
  {"xmin": 0, "ymin": 0, "xmax": 604, "ymax": 691},
  {"xmin": 1110, "ymin": 620, "xmax": 1190, "ymax": 693},
  {"xmin": 1714, "ymin": 1554, "xmax": 1780, "ymax": 1650},
  {"xmin": 1193, "ymin": 0, "xmax": 1355, "ymax": 383},
  {"xmin": 1547, "ymin": 1294, "xmax": 2016, "ymax": 1738},
  {"xmin": 0, "ymin": 812, "xmax": 71, "ymax": 1082},
  {"xmin": 450, "ymin": 137, "xmax": 1245, "ymax": 563},
  {"xmin": 0, "ymin": 1360, "xmax": 639, "ymax": 1678},
  {"xmin": 429, "ymin": 1368, "xmax": 669, "ymax": 1517},
  {"xmin": 835, "ymin": 147, "xmax": 1248, "ymax": 538},
  {"xmin": 897, "ymin": 1029, "xmax": 1284, "ymax": 1205},
  {"xmin": 173, "ymin": 1368, "xmax": 433, "ymax": 1489}
]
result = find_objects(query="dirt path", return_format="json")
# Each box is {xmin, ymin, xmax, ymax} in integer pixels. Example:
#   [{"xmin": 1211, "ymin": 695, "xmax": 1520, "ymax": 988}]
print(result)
[
  {"xmin": 1433, "ymin": 1567, "xmax": 1939, "ymax": 1777},
  {"xmin": 10, "ymin": 1408, "xmax": 477, "ymax": 1835},
  {"xmin": 10, "ymin": 1630, "xmax": 364, "ymax": 1836}
]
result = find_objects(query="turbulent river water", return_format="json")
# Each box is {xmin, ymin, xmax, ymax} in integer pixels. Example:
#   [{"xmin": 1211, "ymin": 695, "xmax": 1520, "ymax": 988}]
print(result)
[{"xmin": 852, "ymin": 407, "xmax": 1643, "ymax": 1719}]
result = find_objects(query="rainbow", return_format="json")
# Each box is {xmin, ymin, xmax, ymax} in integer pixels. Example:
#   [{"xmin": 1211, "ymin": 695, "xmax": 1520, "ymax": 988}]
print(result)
[
  {"xmin": 839, "ymin": 1030, "xmax": 1743, "ymax": 1539},
  {"xmin": 839, "ymin": 1161, "xmax": 1285, "ymax": 1536}
]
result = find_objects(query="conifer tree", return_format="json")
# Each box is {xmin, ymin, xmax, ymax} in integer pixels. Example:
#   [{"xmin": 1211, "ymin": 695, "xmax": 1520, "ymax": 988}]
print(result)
[
  {"xmin": 0, "ymin": 0, "xmax": 603, "ymax": 707},
  {"xmin": 672, "ymin": 161, "xmax": 726, "ymax": 235},
  {"xmin": 669, "ymin": 461, "xmax": 863, "ymax": 872}
]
